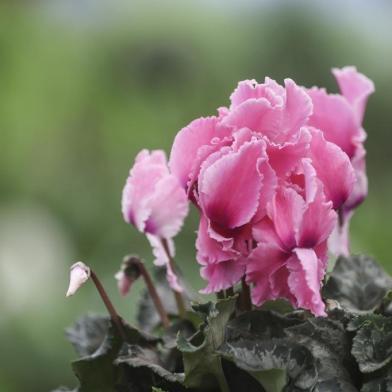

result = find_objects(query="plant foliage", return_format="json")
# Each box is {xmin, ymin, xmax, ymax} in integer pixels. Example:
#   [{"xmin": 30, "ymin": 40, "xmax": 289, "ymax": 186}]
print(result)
[{"xmin": 56, "ymin": 255, "xmax": 392, "ymax": 392}]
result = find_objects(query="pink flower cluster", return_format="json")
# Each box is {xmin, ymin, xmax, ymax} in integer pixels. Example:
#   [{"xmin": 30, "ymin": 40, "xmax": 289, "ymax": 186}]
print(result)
[{"xmin": 122, "ymin": 66, "xmax": 374, "ymax": 316}]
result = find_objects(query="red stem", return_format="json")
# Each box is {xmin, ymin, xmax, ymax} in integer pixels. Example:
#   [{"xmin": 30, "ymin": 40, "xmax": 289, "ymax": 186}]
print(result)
[{"xmin": 90, "ymin": 270, "xmax": 126, "ymax": 340}]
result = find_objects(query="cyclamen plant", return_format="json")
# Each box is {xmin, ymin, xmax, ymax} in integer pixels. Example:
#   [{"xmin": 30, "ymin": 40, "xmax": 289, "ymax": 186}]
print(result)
[{"xmin": 57, "ymin": 67, "xmax": 392, "ymax": 392}]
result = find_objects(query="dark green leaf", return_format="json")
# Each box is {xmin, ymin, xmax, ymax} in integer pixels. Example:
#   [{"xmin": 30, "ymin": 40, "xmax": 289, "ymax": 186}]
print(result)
[
  {"xmin": 177, "ymin": 297, "xmax": 236, "ymax": 391},
  {"xmin": 223, "ymin": 310, "xmax": 303, "ymax": 342},
  {"xmin": 160, "ymin": 319, "xmax": 196, "ymax": 373},
  {"xmin": 285, "ymin": 318, "xmax": 357, "ymax": 391},
  {"xmin": 218, "ymin": 337, "xmax": 316, "ymax": 391},
  {"xmin": 361, "ymin": 373, "xmax": 392, "ymax": 392},
  {"xmin": 123, "ymin": 318, "xmax": 161, "ymax": 346},
  {"xmin": 323, "ymin": 255, "xmax": 392, "ymax": 313},
  {"xmin": 259, "ymin": 299, "xmax": 294, "ymax": 314},
  {"xmin": 220, "ymin": 311, "xmax": 357, "ymax": 391},
  {"xmin": 72, "ymin": 322, "xmax": 122, "ymax": 392},
  {"xmin": 115, "ymin": 346, "xmax": 186, "ymax": 392},
  {"xmin": 70, "ymin": 317, "xmax": 160, "ymax": 392},
  {"xmin": 222, "ymin": 359, "xmax": 266, "ymax": 392},
  {"xmin": 350, "ymin": 314, "xmax": 392, "ymax": 373},
  {"xmin": 66, "ymin": 314, "xmax": 109, "ymax": 357}
]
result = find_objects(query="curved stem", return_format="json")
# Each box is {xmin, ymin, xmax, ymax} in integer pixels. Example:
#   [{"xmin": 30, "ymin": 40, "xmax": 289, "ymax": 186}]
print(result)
[
  {"xmin": 240, "ymin": 277, "xmax": 252, "ymax": 312},
  {"xmin": 160, "ymin": 238, "xmax": 186, "ymax": 318},
  {"xmin": 136, "ymin": 261, "xmax": 170, "ymax": 328},
  {"xmin": 90, "ymin": 270, "xmax": 126, "ymax": 340},
  {"xmin": 216, "ymin": 363, "xmax": 230, "ymax": 392}
]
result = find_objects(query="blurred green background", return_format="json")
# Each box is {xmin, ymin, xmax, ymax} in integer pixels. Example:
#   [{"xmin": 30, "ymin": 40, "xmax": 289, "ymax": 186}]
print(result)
[{"xmin": 0, "ymin": 1, "xmax": 391, "ymax": 390}]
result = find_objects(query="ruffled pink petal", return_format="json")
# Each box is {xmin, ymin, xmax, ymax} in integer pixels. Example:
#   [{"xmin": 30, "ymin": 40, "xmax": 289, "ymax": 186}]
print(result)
[
  {"xmin": 169, "ymin": 116, "xmax": 231, "ymax": 189},
  {"xmin": 287, "ymin": 248, "xmax": 326, "ymax": 316},
  {"xmin": 200, "ymin": 259, "xmax": 245, "ymax": 293},
  {"xmin": 267, "ymin": 128, "xmax": 311, "ymax": 177},
  {"xmin": 198, "ymin": 140, "xmax": 265, "ymax": 229},
  {"xmin": 280, "ymin": 79, "xmax": 313, "ymax": 140},
  {"xmin": 144, "ymin": 174, "xmax": 189, "ymax": 238},
  {"xmin": 307, "ymin": 88, "xmax": 359, "ymax": 158},
  {"xmin": 332, "ymin": 66, "xmax": 375, "ymax": 124},
  {"xmin": 122, "ymin": 150, "xmax": 168, "ymax": 230},
  {"xmin": 269, "ymin": 265, "xmax": 296, "ymax": 304},
  {"xmin": 343, "ymin": 143, "xmax": 367, "ymax": 212},
  {"xmin": 283, "ymin": 159, "xmax": 318, "ymax": 209},
  {"xmin": 309, "ymin": 129, "xmax": 356, "ymax": 210},
  {"xmin": 229, "ymin": 78, "xmax": 285, "ymax": 109},
  {"xmin": 252, "ymin": 160, "xmax": 278, "ymax": 222},
  {"xmin": 221, "ymin": 97, "xmax": 275, "ymax": 136},
  {"xmin": 224, "ymin": 79, "xmax": 312, "ymax": 144},
  {"xmin": 246, "ymin": 242, "xmax": 288, "ymax": 306},
  {"xmin": 298, "ymin": 185, "xmax": 337, "ymax": 248},
  {"xmin": 146, "ymin": 234, "xmax": 183, "ymax": 293},
  {"xmin": 328, "ymin": 211, "xmax": 352, "ymax": 257},
  {"xmin": 196, "ymin": 215, "xmax": 238, "ymax": 264},
  {"xmin": 187, "ymin": 137, "xmax": 233, "ymax": 195},
  {"xmin": 268, "ymin": 187, "xmax": 305, "ymax": 250},
  {"xmin": 252, "ymin": 218, "xmax": 285, "ymax": 249}
]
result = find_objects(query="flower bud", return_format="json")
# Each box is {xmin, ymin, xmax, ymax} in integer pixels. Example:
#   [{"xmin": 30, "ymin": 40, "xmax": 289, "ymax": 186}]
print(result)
[
  {"xmin": 66, "ymin": 261, "xmax": 91, "ymax": 297},
  {"xmin": 115, "ymin": 255, "xmax": 142, "ymax": 296}
]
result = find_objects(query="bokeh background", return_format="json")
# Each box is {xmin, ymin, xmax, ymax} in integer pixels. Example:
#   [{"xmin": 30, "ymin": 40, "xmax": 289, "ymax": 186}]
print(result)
[{"xmin": 0, "ymin": 1, "xmax": 391, "ymax": 390}]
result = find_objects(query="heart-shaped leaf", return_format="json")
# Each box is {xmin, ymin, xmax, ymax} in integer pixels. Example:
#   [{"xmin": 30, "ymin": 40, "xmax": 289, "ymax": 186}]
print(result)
[{"xmin": 323, "ymin": 255, "xmax": 392, "ymax": 313}]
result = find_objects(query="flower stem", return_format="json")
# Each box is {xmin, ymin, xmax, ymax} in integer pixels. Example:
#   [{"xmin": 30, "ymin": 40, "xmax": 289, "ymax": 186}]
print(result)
[
  {"xmin": 217, "ymin": 290, "xmax": 225, "ymax": 300},
  {"xmin": 161, "ymin": 238, "xmax": 186, "ymax": 318},
  {"xmin": 226, "ymin": 287, "xmax": 235, "ymax": 297},
  {"xmin": 90, "ymin": 270, "xmax": 126, "ymax": 340},
  {"xmin": 240, "ymin": 277, "xmax": 252, "ymax": 312},
  {"xmin": 135, "ymin": 260, "xmax": 170, "ymax": 328},
  {"xmin": 217, "ymin": 363, "xmax": 230, "ymax": 392}
]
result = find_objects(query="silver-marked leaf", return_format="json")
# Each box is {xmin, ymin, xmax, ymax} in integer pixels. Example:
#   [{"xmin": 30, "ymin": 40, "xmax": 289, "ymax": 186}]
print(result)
[
  {"xmin": 350, "ymin": 314, "xmax": 392, "ymax": 373},
  {"xmin": 323, "ymin": 255, "xmax": 392, "ymax": 313},
  {"xmin": 66, "ymin": 314, "xmax": 109, "ymax": 357},
  {"xmin": 176, "ymin": 297, "xmax": 236, "ymax": 391},
  {"xmin": 285, "ymin": 318, "xmax": 357, "ymax": 391},
  {"xmin": 115, "ymin": 346, "xmax": 185, "ymax": 392},
  {"xmin": 72, "ymin": 323, "xmax": 122, "ymax": 392},
  {"xmin": 361, "ymin": 373, "xmax": 392, "ymax": 391},
  {"xmin": 218, "ymin": 337, "xmax": 317, "ymax": 390},
  {"xmin": 224, "ymin": 310, "xmax": 303, "ymax": 342}
]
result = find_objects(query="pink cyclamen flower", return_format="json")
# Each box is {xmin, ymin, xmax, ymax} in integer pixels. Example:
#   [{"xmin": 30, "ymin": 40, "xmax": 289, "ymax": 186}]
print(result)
[
  {"xmin": 169, "ymin": 78, "xmax": 314, "ymax": 293},
  {"xmin": 167, "ymin": 67, "xmax": 372, "ymax": 315},
  {"xmin": 307, "ymin": 67, "xmax": 374, "ymax": 255},
  {"xmin": 195, "ymin": 129, "xmax": 277, "ymax": 293},
  {"xmin": 122, "ymin": 149, "xmax": 188, "ymax": 292},
  {"xmin": 246, "ymin": 164, "xmax": 337, "ymax": 316}
]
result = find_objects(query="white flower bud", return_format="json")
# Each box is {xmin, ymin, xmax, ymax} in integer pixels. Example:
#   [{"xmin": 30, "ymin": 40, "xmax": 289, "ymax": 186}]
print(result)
[{"xmin": 66, "ymin": 261, "xmax": 91, "ymax": 297}]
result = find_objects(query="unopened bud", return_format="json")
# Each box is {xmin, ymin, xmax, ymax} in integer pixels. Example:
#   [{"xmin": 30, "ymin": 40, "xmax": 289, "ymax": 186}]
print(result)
[
  {"xmin": 115, "ymin": 255, "xmax": 142, "ymax": 296},
  {"xmin": 66, "ymin": 261, "xmax": 91, "ymax": 297}
]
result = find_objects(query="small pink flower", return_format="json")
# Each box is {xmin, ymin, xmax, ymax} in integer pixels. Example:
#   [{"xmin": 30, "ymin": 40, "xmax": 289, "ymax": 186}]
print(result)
[
  {"xmin": 122, "ymin": 149, "xmax": 188, "ymax": 291},
  {"xmin": 122, "ymin": 150, "xmax": 188, "ymax": 239},
  {"xmin": 114, "ymin": 256, "xmax": 143, "ymax": 297}
]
